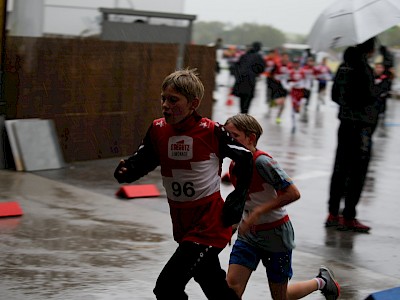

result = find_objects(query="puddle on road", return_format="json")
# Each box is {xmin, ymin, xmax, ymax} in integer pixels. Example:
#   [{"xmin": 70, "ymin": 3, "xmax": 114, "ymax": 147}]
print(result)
[{"xmin": 0, "ymin": 214, "xmax": 166, "ymax": 299}]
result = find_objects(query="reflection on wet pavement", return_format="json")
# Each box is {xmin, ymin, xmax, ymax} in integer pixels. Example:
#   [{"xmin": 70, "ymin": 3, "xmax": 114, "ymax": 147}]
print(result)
[
  {"xmin": 1, "ymin": 68, "xmax": 400, "ymax": 299},
  {"xmin": 0, "ymin": 169, "xmax": 169, "ymax": 300},
  {"xmin": 1, "ymin": 212, "xmax": 166, "ymax": 299}
]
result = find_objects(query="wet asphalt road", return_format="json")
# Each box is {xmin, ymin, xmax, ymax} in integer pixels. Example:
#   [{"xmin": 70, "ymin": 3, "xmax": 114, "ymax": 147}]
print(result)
[{"xmin": 1, "ymin": 69, "xmax": 400, "ymax": 299}]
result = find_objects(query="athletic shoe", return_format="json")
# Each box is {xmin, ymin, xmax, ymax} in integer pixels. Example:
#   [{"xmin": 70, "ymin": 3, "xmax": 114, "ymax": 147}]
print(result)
[
  {"xmin": 276, "ymin": 117, "xmax": 281, "ymax": 124},
  {"xmin": 317, "ymin": 265, "xmax": 340, "ymax": 300},
  {"xmin": 300, "ymin": 113, "xmax": 308, "ymax": 123},
  {"xmin": 325, "ymin": 214, "xmax": 342, "ymax": 227},
  {"xmin": 337, "ymin": 218, "xmax": 370, "ymax": 233}
]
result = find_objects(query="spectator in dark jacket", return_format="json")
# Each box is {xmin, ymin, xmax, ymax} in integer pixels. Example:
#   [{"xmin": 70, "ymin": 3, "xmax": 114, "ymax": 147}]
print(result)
[
  {"xmin": 232, "ymin": 42, "xmax": 266, "ymax": 113},
  {"xmin": 326, "ymin": 37, "xmax": 379, "ymax": 233}
]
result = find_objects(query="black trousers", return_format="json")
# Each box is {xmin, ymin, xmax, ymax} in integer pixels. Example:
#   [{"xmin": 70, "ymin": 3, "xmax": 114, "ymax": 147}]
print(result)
[
  {"xmin": 233, "ymin": 79, "xmax": 255, "ymax": 114},
  {"xmin": 328, "ymin": 120, "xmax": 376, "ymax": 220},
  {"xmin": 239, "ymin": 94, "xmax": 253, "ymax": 114},
  {"xmin": 153, "ymin": 241, "xmax": 239, "ymax": 300}
]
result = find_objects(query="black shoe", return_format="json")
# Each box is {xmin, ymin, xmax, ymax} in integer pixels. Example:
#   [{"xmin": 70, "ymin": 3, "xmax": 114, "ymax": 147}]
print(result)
[{"xmin": 317, "ymin": 265, "xmax": 340, "ymax": 300}]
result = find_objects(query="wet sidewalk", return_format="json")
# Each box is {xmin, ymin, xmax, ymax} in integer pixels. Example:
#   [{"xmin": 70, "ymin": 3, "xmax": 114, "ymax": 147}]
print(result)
[{"xmin": 1, "ymin": 69, "xmax": 400, "ymax": 299}]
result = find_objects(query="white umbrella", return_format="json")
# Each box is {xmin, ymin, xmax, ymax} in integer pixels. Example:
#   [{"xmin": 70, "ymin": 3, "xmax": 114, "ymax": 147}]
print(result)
[{"xmin": 307, "ymin": 0, "xmax": 400, "ymax": 52}]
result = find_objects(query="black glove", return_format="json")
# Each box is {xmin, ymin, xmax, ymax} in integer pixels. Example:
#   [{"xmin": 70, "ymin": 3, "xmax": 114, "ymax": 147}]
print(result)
[
  {"xmin": 222, "ymin": 189, "xmax": 247, "ymax": 227},
  {"xmin": 114, "ymin": 160, "xmax": 127, "ymax": 183}
]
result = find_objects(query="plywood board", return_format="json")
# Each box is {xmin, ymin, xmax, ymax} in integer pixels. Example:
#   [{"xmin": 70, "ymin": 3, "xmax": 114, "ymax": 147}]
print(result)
[
  {"xmin": 4, "ymin": 120, "xmax": 26, "ymax": 171},
  {"xmin": 12, "ymin": 119, "xmax": 66, "ymax": 171},
  {"xmin": 0, "ymin": 115, "xmax": 6, "ymax": 169}
]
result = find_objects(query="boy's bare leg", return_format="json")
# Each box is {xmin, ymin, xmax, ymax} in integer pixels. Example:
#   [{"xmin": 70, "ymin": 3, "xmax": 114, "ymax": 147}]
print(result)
[
  {"xmin": 269, "ymin": 281, "xmax": 289, "ymax": 300},
  {"xmin": 275, "ymin": 97, "xmax": 285, "ymax": 124},
  {"xmin": 287, "ymin": 279, "xmax": 318, "ymax": 299},
  {"xmin": 227, "ymin": 264, "xmax": 252, "ymax": 298},
  {"xmin": 318, "ymin": 89, "xmax": 326, "ymax": 109}
]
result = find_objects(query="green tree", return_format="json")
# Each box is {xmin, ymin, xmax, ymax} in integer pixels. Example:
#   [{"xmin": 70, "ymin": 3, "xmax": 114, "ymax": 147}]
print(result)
[
  {"xmin": 226, "ymin": 23, "xmax": 286, "ymax": 48},
  {"xmin": 192, "ymin": 21, "xmax": 286, "ymax": 48},
  {"xmin": 378, "ymin": 26, "xmax": 400, "ymax": 48},
  {"xmin": 192, "ymin": 21, "xmax": 400, "ymax": 51},
  {"xmin": 192, "ymin": 21, "xmax": 227, "ymax": 45}
]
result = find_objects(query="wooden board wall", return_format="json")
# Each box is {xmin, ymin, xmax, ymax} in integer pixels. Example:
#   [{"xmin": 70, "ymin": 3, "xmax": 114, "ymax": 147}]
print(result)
[{"xmin": 2, "ymin": 37, "xmax": 216, "ymax": 162}]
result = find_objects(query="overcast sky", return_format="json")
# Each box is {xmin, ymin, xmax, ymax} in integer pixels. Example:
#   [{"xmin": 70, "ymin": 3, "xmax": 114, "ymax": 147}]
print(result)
[
  {"xmin": 8, "ymin": 0, "xmax": 337, "ymax": 36},
  {"xmin": 183, "ymin": 0, "xmax": 336, "ymax": 35}
]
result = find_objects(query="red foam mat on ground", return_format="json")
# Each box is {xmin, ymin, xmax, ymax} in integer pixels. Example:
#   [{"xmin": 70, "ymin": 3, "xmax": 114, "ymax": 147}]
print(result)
[
  {"xmin": 116, "ymin": 184, "xmax": 160, "ymax": 199},
  {"xmin": 0, "ymin": 202, "xmax": 24, "ymax": 218}
]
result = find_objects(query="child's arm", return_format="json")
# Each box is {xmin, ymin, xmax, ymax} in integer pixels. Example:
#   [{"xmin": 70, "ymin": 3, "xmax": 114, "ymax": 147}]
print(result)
[
  {"xmin": 240, "ymin": 184, "xmax": 300, "ymax": 234},
  {"xmin": 114, "ymin": 125, "xmax": 160, "ymax": 183},
  {"xmin": 239, "ymin": 155, "xmax": 300, "ymax": 233}
]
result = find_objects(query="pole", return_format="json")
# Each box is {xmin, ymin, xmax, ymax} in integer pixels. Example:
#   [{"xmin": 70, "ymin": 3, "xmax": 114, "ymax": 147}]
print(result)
[
  {"xmin": 9, "ymin": 0, "xmax": 44, "ymax": 37},
  {"xmin": 0, "ymin": 0, "xmax": 7, "ymax": 112}
]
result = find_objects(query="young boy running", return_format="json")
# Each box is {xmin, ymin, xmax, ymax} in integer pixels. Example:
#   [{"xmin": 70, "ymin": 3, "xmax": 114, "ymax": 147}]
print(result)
[
  {"xmin": 373, "ymin": 62, "xmax": 391, "ymax": 136},
  {"xmin": 269, "ymin": 53, "xmax": 292, "ymax": 124},
  {"xmin": 315, "ymin": 57, "xmax": 332, "ymax": 109},
  {"xmin": 114, "ymin": 69, "xmax": 253, "ymax": 299},
  {"xmin": 224, "ymin": 113, "xmax": 340, "ymax": 300},
  {"xmin": 287, "ymin": 59, "xmax": 307, "ymax": 131}
]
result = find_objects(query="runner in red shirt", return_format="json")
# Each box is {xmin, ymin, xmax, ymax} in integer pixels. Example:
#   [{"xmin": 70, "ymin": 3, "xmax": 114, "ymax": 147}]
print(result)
[
  {"xmin": 287, "ymin": 59, "xmax": 307, "ymax": 131},
  {"xmin": 315, "ymin": 57, "xmax": 332, "ymax": 110},
  {"xmin": 114, "ymin": 69, "xmax": 253, "ymax": 299},
  {"xmin": 267, "ymin": 52, "xmax": 292, "ymax": 124},
  {"xmin": 301, "ymin": 56, "xmax": 317, "ymax": 109}
]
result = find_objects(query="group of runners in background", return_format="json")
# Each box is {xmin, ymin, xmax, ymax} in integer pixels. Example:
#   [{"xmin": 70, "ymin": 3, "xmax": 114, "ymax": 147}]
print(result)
[
  {"xmin": 225, "ymin": 45, "xmax": 333, "ymax": 132},
  {"xmin": 224, "ymin": 44, "xmax": 392, "ymax": 135}
]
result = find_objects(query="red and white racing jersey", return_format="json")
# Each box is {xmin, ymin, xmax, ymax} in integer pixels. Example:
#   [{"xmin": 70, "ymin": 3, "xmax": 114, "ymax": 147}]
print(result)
[
  {"xmin": 301, "ymin": 65, "xmax": 316, "ymax": 90},
  {"xmin": 288, "ymin": 68, "xmax": 306, "ymax": 90},
  {"xmin": 315, "ymin": 64, "xmax": 332, "ymax": 81},
  {"xmin": 230, "ymin": 150, "xmax": 291, "ymax": 225},
  {"xmin": 119, "ymin": 112, "xmax": 252, "ymax": 248}
]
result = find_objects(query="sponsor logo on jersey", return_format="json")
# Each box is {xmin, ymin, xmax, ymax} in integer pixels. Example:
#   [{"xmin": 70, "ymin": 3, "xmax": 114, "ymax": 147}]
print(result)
[{"xmin": 168, "ymin": 136, "xmax": 193, "ymax": 160}]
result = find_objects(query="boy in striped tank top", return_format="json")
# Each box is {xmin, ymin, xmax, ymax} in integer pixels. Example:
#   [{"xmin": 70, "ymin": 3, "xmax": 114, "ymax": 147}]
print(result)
[{"xmin": 224, "ymin": 113, "xmax": 340, "ymax": 300}]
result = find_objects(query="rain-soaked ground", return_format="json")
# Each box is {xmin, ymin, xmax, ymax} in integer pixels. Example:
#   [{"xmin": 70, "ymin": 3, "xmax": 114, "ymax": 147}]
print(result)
[{"xmin": 1, "ymin": 67, "xmax": 400, "ymax": 299}]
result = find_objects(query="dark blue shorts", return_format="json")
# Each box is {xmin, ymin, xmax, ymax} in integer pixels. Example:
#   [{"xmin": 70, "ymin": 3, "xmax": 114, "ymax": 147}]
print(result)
[{"xmin": 229, "ymin": 239, "xmax": 293, "ymax": 283}]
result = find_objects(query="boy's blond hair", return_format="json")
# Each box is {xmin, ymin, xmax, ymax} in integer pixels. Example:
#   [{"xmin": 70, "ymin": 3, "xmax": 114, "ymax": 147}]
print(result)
[
  {"xmin": 162, "ymin": 68, "xmax": 205, "ymax": 107},
  {"xmin": 225, "ymin": 113, "xmax": 263, "ymax": 146}
]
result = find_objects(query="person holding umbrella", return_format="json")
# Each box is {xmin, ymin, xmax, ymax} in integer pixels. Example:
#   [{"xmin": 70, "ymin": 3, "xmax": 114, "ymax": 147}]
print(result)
[
  {"xmin": 307, "ymin": 0, "xmax": 400, "ymax": 53},
  {"xmin": 326, "ymin": 37, "xmax": 380, "ymax": 232}
]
